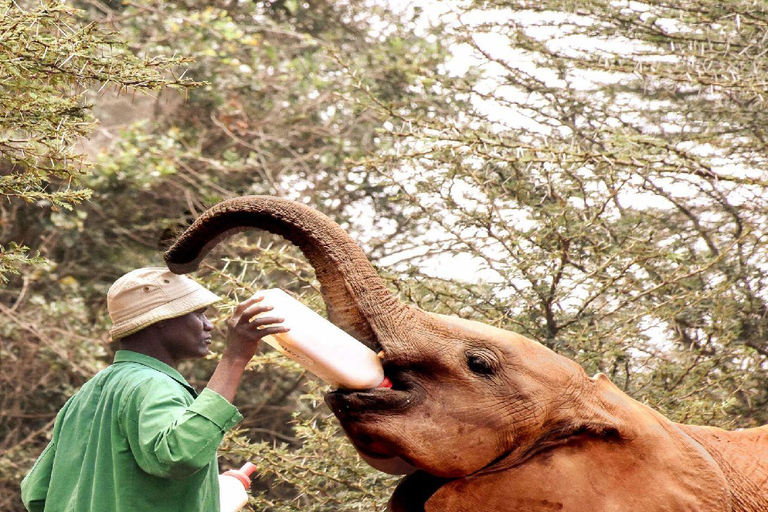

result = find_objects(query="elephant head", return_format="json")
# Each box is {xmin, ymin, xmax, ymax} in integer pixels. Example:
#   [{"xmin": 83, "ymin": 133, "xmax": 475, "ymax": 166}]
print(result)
[{"xmin": 165, "ymin": 196, "xmax": 735, "ymax": 512}]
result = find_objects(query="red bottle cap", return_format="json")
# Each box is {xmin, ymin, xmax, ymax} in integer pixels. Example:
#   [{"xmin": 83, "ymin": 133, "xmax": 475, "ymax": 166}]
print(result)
[{"xmin": 223, "ymin": 462, "xmax": 258, "ymax": 490}]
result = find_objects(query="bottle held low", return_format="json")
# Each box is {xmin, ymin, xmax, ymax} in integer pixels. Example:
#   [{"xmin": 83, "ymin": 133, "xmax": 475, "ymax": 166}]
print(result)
[
  {"xmin": 254, "ymin": 288, "xmax": 385, "ymax": 389},
  {"xmin": 218, "ymin": 462, "xmax": 257, "ymax": 512}
]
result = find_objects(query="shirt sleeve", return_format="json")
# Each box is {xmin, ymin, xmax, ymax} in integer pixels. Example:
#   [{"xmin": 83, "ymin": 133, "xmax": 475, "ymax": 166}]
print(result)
[
  {"xmin": 20, "ymin": 440, "xmax": 55, "ymax": 512},
  {"xmin": 121, "ymin": 379, "xmax": 243, "ymax": 480}
]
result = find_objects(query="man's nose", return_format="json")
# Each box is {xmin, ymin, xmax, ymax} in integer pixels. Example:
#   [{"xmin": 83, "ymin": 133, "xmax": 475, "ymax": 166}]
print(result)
[{"xmin": 203, "ymin": 316, "xmax": 214, "ymax": 331}]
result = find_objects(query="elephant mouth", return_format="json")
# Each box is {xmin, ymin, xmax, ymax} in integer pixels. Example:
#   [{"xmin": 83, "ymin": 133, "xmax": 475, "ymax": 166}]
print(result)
[
  {"xmin": 325, "ymin": 386, "xmax": 410, "ymax": 415},
  {"xmin": 324, "ymin": 365, "xmax": 422, "ymax": 417}
]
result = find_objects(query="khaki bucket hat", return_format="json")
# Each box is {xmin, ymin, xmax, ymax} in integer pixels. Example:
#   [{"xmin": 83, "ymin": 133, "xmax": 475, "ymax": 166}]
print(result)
[{"xmin": 108, "ymin": 267, "xmax": 221, "ymax": 339}]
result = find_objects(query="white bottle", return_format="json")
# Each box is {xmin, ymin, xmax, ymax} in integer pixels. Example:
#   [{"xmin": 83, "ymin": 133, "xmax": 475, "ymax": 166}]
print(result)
[
  {"xmin": 254, "ymin": 288, "xmax": 386, "ymax": 389},
  {"xmin": 218, "ymin": 462, "xmax": 257, "ymax": 512}
]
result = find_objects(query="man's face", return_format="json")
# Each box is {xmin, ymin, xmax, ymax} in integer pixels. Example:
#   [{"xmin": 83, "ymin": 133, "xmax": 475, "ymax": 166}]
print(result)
[{"xmin": 158, "ymin": 308, "xmax": 214, "ymax": 362}]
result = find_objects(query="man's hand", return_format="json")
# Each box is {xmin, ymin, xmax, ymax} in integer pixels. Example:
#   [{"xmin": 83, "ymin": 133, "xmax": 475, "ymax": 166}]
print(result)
[
  {"xmin": 225, "ymin": 295, "xmax": 289, "ymax": 359},
  {"xmin": 207, "ymin": 295, "xmax": 289, "ymax": 402}
]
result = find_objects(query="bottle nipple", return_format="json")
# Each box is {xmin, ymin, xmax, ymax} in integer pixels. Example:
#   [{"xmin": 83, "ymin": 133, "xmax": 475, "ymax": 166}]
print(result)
[{"xmin": 223, "ymin": 462, "xmax": 258, "ymax": 490}]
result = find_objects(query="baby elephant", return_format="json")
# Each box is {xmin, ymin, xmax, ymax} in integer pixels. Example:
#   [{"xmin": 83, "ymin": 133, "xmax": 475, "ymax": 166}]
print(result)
[{"xmin": 165, "ymin": 195, "xmax": 768, "ymax": 512}]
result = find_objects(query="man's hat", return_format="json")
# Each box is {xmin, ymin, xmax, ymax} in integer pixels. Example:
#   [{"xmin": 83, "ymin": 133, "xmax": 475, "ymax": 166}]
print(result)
[{"xmin": 108, "ymin": 267, "xmax": 221, "ymax": 339}]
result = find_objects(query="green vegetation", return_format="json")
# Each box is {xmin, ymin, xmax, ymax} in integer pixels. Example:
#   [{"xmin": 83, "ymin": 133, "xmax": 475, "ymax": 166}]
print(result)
[
  {"xmin": 2, "ymin": 0, "xmax": 768, "ymax": 510},
  {"xmin": 0, "ymin": 1, "xmax": 197, "ymax": 280}
]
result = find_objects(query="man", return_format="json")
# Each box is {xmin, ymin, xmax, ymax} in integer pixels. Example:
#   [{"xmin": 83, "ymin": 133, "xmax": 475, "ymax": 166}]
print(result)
[{"xmin": 20, "ymin": 267, "xmax": 287, "ymax": 512}]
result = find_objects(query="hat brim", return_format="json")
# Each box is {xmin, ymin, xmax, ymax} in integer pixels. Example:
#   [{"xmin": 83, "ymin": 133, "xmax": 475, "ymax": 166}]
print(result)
[{"xmin": 109, "ymin": 287, "xmax": 221, "ymax": 339}]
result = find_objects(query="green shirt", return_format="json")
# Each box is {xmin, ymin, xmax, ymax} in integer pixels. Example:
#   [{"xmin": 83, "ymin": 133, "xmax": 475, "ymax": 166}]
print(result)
[{"xmin": 20, "ymin": 350, "xmax": 243, "ymax": 512}]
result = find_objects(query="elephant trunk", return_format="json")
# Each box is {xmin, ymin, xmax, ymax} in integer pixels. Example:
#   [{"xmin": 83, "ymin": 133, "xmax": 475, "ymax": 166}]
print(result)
[{"xmin": 163, "ymin": 196, "xmax": 409, "ymax": 349}]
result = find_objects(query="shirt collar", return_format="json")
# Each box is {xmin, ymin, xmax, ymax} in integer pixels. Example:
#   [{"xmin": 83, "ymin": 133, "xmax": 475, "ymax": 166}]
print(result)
[{"xmin": 113, "ymin": 350, "xmax": 197, "ymax": 396}]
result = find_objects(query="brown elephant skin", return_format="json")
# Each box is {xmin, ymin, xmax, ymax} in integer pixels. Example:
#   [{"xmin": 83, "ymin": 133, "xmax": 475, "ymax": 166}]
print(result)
[{"xmin": 164, "ymin": 196, "xmax": 768, "ymax": 512}]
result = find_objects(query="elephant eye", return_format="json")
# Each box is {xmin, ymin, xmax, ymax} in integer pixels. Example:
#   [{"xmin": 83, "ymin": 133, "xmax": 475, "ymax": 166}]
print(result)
[{"xmin": 466, "ymin": 351, "xmax": 496, "ymax": 377}]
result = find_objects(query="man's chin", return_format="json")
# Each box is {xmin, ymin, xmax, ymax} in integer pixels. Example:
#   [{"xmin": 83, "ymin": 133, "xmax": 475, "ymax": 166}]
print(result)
[{"xmin": 179, "ymin": 346, "xmax": 212, "ymax": 361}]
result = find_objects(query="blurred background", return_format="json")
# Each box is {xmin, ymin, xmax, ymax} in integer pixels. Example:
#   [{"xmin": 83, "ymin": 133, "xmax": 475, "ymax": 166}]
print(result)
[{"xmin": 2, "ymin": 0, "xmax": 768, "ymax": 510}]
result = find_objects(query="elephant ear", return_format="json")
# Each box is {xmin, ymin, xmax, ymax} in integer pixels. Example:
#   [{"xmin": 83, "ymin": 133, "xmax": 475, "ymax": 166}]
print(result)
[{"xmin": 388, "ymin": 472, "xmax": 451, "ymax": 512}]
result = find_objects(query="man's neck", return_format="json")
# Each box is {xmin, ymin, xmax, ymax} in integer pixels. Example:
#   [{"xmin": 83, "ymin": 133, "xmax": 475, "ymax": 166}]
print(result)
[{"xmin": 119, "ymin": 333, "xmax": 175, "ymax": 367}]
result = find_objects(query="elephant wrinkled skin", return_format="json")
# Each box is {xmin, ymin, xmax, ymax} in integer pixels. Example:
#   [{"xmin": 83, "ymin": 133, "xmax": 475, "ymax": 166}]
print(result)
[{"xmin": 165, "ymin": 196, "xmax": 768, "ymax": 512}]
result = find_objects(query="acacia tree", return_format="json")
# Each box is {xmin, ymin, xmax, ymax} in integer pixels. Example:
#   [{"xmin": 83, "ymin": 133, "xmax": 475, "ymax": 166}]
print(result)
[
  {"xmin": 6, "ymin": 1, "xmax": 768, "ymax": 511},
  {"xmin": 339, "ymin": 0, "xmax": 768, "ymax": 427},
  {"xmin": 0, "ymin": 1, "xmax": 195, "ymax": 280},
  {"xmin": 0, "ymin": 2, "xmax": 196, "ymax": 509},
  {"xmin": 156, "ymin": 2, "xmax": 768, "ymax": 509},
  {"xmin": 81, "ymin": 2, "xmax": 454, "ymax": 509},
  {"xmin": 2, "ymin": 0, "xmax": 448, "ymax": 510}
]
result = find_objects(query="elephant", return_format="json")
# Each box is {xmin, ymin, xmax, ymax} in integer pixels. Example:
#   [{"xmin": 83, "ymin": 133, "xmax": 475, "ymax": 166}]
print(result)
[{"xmin": 164, "ymin": 195, "xmax": 768, "ymax": 512}]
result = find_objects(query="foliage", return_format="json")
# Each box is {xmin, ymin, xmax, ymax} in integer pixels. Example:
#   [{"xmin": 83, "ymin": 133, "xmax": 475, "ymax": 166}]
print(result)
[
  {"xmin": 225, "ymin": 382, "xmax": 400, "ymax": 511},
  {"xmin": 3, "ymin": 0, "xmax": 768, "ymax": 511},
  {"xmin": 0, "ymin": 0, "xmax": 195, "ymax": 508},
  {"xmin": 0, "ymin": 0, "xmax": 197, "ymax": 281},
  {"xmin": 342, "ymin": 0, "xmax": 768, "ymax": 426},
  {"xmin": 2, "ymin": 0, "xmax": 448, "ymax": 509}
]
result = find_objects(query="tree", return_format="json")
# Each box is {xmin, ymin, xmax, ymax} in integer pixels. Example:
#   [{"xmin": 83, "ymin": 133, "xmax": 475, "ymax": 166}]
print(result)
[
  {"xmin": 0, "ymin": 1, "xmax": 196, "ymax": 508},
  {"xmin": 0, "ymin": 0, "xmax": 195, "ymax": 281},
  {"xmin": 5, "ymin": 0, "xmax": 768, "ymax": 511},
  {"xmin": 2, "ymin": 0, "xmax": 448, "ymax": 510},
  {"xmin": 340, "ymin": 0, "xmax": 768, "ymax": 427}
]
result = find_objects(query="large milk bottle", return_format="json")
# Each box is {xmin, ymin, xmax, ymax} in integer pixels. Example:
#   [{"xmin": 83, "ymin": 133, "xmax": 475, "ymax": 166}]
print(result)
[
  {"xmin": 254, "ymin": 288, "xmax": 386, "ymax": 389},
  {"xmin": 218, "ymin": 462, "xmax": 257, "ymax": 512}
]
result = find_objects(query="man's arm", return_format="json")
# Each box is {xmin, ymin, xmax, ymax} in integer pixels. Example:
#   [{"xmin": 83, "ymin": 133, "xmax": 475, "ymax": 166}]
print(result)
[
  {"xmin": 20, "ymin": 441, "xmax": 55, "ymax": 512},
  {"xmin": 121, "ymin": 296, "xmax": 287, "ymax": 479},
  {"xmin": 121, "ymin": 378, "xmax": 243, "ymax": 479},
  {"xmin": 20, "ymin": 396, "xmax": 75, "ymax": 512},
  {"xmin": 207, "ymin": 295, "xmax": 288, "ymax": 402}
]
